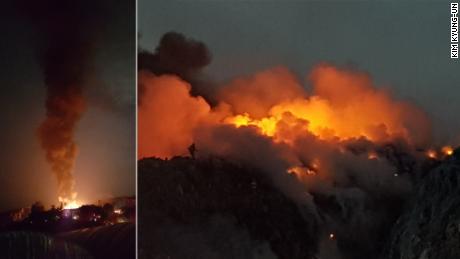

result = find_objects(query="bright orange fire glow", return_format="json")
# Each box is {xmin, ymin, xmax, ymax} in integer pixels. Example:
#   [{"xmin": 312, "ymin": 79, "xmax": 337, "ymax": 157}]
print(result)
[
  {"xmin": 367, "ymin": 152, "xmax": 378, "ymax": 160},
  {"xmin": 59, "ymin": 196, "xmax": 82, "ymax": 210},
  {"xmin": 222, "ymin": 65, "xmax": 431, "ymax": 145},
  {"xmin": 426, "ymin": 150, "xmax": 437, "ymax": 159},
  {"xmin": 442, "ymin": 146, "xmax": 454, "ymax": 156},
  {"xmin": 224, "ymin": 113, "xmax": 278, "ymax": 136},
  {"xmin": 139, "ymin": 64, "xmax": 433, "ymax": 159},
  {"xmin": 287, "ymin": 165, "xmax": 317, "ymax": 177}
]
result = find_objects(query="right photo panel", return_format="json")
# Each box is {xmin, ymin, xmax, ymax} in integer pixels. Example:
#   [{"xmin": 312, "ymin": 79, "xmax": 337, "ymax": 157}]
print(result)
[{"xmin": 138, "ymin": 1, "xmax": 460, "ymax": 259}]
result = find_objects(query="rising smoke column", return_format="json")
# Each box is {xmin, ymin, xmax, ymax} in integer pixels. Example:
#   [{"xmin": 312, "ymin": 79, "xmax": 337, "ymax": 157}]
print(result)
[
  {"xmin": 21, "ymin": 0, "xmax": 104, "ymax": 202},
  {"xmin": 138, "ymin": 32, "xmax": 214, "ymax": 103}
]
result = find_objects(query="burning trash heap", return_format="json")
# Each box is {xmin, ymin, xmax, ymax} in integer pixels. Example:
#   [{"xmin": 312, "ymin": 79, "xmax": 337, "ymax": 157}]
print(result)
[{"xmin": 138, "ymin": 32, "xmax": 459, "ymax": 259}]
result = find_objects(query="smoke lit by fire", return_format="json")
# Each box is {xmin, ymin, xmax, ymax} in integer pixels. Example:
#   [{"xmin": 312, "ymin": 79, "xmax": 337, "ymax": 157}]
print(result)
[
  {"xmin": 39, "ymin": 92, "xmax": 86, "ymax": 205},
  {"xmin": 222, "ymin": 65, "xmax": 432, "ymax": 145},
  {"xmin": 139, "ymin": 64, "xmax": 433, "ymax": 160},
  {"xmin": 24, "ymin": 0, "xmax": 103, "ymax": 205}
]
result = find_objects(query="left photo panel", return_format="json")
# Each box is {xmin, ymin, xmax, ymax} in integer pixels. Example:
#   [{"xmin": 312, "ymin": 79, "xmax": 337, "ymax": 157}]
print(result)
[{"xmin": 0, "ymin": 0, "xmax": 136, "ymax": 258}]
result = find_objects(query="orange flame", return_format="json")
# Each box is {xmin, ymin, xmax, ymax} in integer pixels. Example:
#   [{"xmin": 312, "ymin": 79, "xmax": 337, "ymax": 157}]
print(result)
[
  {"xmin": 59, "ymin": 195, "xmax": 82, "ymax": 210},
  {"xmin": 426, "ymin": 149, "xmax": 437, "ymax": 159},
  {"xmin": 287, "ymin": 165, "xmax": 317, "ymax": 177},
  {"xmin": 222, "ymin": 65, "xmax": 431, "ymax": 146},
  {"xmin": 138, "ymin": 64, "xmax": 433, "ymax": 159},
  {"xmin": 442, "ymin": 146, "xmax": 453, "ymax": 156},
  {"xmin": 367, "ymin": 152, "xmax": 378, "ymax": 160}
]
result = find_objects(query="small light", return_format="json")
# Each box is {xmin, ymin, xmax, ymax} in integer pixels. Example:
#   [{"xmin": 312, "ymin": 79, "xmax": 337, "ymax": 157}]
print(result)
[
  {"xmin": 329, "ymin": 233, "xmax": 335, "ymax": 240},
  {"xmin": 427, "ymin": 150, "xmax": 437, "ymax": 159},
  {"xmin": 442, "ymin": 146, "xmax": 454, "ymax": 156},
  {"xmin": 368, "ymin": 152, "xmax": 378, "ymax": 160}
]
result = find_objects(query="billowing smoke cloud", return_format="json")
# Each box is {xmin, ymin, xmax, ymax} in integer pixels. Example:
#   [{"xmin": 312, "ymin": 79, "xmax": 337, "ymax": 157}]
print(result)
[
  {"xmin": 309, "ymin": 64, "xmax": 432, "ymax": 146},
  {"xmin": 139, "ymin": 32, "xmax": 213, "ymax": 103},
  {"xmin": 138, "ymin": 33, "xmax": 436, "ymax": 258},
  {"xmin": 138, "ymin": 72, "xmax": 214, "ymax": 159},
  {"xmin": 21, "ymin": 0, "xmax": 104, "ymax": 202},
  {"xmin": 218, "ymin": 67, "xmax": 307, "ymax": 119},
  {"xmin": 220, "ymin": 64, "xmax": 432, "ymax": 146}
]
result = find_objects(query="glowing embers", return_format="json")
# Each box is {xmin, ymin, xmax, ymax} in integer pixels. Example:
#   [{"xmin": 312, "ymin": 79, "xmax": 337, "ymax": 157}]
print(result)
[
  {"xmin": 442, "ymin": 146, "xmax": 454, "ymax": 156},
  {"xmin": 329, "ymin": 233, "xmax": 335, "ymax": 240},
  {"xmin": 426, "ymin": 149, "xmax": 437, "ymax": 159},
  {"xmin": 424, "ymin": 146, "xmax": 456, "ymax": 160},
  {"xmin": 287, "ymin": 159, "xmax": 320, "ymax": 178},
  {"xmin": 367, "ymin": 151, "xmax": 378, "ymax": 160},
  {"xmin": 288, "ymin": 166, "xmax": 316, "ymax": 177}
]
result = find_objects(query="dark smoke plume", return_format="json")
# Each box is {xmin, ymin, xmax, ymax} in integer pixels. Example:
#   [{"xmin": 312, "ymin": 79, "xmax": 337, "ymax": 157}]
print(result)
[
  {"xmin": 138, "ymin": 32, "xmax": 214, "ymax": 103},
  {"xmin": 20, "ymin": 0, "xmax": 105, "ymax": 200}
]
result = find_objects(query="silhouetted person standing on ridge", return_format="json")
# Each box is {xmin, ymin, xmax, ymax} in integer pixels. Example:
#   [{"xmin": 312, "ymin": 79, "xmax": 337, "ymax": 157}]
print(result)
[{"xmin": 188, "ymin": 143, "xmax": 196, "ymax": 159}]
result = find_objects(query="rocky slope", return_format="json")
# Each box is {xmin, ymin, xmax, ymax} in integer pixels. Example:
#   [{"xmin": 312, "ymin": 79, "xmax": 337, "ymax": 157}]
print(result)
[
  {"xmin": 138, "ymin": 156, "xmax": 319, "ymax": 259},
  {"xmin": 138, "ymin": 149, "xmax": 460, "ymax": 259},
  {"xmin": 383, "ymin": 149, "xmax": 460, "ymax": 259}
]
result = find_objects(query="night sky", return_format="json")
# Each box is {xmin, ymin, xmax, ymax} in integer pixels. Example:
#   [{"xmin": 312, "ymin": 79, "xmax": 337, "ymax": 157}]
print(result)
[
  {"xmin": 0, "ymin": 1, "xmax": 135, "ymax": 211},
  {"xmin": 139, "ymin": 0, "xmax": 460, "ymax": 143}
]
